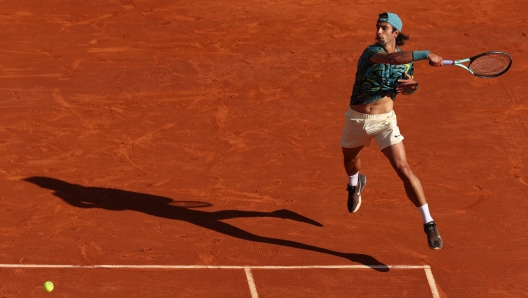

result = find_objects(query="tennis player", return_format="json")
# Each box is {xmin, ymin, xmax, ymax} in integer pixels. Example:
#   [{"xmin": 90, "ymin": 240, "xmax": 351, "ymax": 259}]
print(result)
[{"xmin": 340, "ymin": 12, "xmax": 444, "ymax": 249}]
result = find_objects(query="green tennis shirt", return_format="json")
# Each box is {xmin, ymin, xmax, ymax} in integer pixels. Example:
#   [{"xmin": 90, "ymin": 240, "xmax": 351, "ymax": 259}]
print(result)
[{"xmin": 350, "ymin": 44, "xmax": 414, "ymax": 105}]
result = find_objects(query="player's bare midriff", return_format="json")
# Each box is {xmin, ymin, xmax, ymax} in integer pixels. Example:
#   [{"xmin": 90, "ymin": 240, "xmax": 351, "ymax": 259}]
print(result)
[{"xmin": 350, "ymin": 96, "xmax": 394, "ymax": 114}]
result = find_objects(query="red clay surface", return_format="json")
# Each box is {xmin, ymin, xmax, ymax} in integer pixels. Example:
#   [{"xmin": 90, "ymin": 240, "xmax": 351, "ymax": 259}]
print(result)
[{"xmin": 1, "ymin": 0, "xmax": 527, "ymax": 297}]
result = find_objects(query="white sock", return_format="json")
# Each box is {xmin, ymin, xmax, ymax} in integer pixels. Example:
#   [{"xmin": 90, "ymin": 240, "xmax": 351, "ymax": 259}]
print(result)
[
  {"xmin": 348, "ymin": 173, "xmax": 359, "ymax": 187},
  {"xmin": 417, "ymin": 203, "xmax": 434, "ymax": 224}
]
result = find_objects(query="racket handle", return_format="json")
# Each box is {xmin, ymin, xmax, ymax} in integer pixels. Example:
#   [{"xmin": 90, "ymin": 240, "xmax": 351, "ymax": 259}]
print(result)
[{"xmin": 443, "ymin": 60, "xmax": 454, "ymax": 65}]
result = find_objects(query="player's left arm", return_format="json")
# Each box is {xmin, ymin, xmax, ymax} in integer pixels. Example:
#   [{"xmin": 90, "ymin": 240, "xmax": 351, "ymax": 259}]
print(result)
[{"xmin": 396, "ymin": 71, "xmax": 418, "ymax": 95}]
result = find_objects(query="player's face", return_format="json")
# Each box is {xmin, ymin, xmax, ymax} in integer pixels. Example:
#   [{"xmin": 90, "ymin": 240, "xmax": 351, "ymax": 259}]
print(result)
[{"xmin": 375, "ymin": 22, "xmax": 399, "ymax": 47}]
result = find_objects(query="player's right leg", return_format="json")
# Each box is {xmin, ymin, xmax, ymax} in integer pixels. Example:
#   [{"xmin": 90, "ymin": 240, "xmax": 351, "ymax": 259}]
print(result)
[
  {"xmin": 342, "ymin": 146, "xmax": 366, "ymax": 213},
  {"xmin": 340, "ymin": 107, "xmax": 372, "ymax": 213}
]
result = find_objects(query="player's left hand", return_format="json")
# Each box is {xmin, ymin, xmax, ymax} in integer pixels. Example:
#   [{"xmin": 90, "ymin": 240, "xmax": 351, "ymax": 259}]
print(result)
[{"xmin": 396, "ymin": 72, "xmax": 418, "ymax": 94}]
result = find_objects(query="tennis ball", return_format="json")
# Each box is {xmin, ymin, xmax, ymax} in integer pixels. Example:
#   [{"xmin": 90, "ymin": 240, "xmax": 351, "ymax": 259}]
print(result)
[{"xmin": 43, "ymin": 281, "xmax": 54, "ymax": 292}]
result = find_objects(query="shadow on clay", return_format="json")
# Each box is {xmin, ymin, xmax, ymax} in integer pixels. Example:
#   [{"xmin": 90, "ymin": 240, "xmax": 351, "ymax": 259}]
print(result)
[{"xmin": 24, "ymin": 176, "xmax": 389, "ymax": 272}]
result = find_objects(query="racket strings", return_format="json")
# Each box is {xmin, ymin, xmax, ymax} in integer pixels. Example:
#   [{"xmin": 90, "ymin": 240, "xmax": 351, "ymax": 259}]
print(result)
[{"xmin": 469, "ymin": 54, "xmax": 511, "ymax": 76}]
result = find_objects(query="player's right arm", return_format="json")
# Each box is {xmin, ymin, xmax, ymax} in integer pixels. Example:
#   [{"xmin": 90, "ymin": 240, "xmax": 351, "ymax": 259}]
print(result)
[{"xmin": 370, "ymin": 51, "xmax": 443, "ymax": 66}]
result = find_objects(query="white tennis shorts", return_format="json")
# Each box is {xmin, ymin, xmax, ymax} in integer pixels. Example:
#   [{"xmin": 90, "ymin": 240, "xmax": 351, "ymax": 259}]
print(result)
[{"xmin": 340, "ymin": 107, "xmax": 404, "ymax": 150}]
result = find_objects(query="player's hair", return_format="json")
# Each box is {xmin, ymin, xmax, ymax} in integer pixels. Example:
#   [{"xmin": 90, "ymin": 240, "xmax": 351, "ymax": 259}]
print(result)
[{"xmin": 395, "ymin": 31, "xmax": 409, "ymax": 46}]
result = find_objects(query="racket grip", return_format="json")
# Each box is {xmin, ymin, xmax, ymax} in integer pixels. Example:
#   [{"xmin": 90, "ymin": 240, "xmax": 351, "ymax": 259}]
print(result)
[{"xmin": 443, "ymin": 60, "xmax": 454, "ymax": 65}]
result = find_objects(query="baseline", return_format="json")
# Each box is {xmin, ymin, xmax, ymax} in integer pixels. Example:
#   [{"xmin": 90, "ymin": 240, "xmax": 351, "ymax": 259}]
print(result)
[{"xmin": 0, "ymin": 264, "xmax": 440, "ymax": 297}]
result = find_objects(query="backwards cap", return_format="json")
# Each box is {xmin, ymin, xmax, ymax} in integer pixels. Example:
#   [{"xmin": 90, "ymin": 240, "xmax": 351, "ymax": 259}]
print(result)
[{"xmin": 378, "ymin": 12, "xmax": 402, "ymax": 31}]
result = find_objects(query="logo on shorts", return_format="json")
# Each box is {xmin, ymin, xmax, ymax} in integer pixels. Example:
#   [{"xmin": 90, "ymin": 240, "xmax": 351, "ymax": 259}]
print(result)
[{"xmin": 394, "ymin": 135, "xmax": 401, "ymax": 138}]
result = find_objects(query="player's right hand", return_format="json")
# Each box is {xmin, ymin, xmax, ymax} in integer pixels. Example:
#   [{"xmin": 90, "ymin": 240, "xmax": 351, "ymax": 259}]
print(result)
[{"xmin": 428, "ymin": 52, "xmax": 443, "ymax": 67}]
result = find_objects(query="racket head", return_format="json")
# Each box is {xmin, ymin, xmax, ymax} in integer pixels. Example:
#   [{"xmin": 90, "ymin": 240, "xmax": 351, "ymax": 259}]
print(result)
[{"xmin": 468, "ymin": 51, "xmax": 512, "ymax": 78}]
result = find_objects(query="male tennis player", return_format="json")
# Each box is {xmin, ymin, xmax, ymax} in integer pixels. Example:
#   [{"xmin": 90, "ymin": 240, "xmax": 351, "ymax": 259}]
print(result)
[{"xmin": 340, "ymin": 12, "xmax": 444, "ymax": 249}]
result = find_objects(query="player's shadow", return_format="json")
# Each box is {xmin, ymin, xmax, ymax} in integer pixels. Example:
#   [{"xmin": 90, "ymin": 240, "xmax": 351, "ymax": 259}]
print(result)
[{"xmin": 24, "ymin": 176, "xmax": 389, "ymax": 272}]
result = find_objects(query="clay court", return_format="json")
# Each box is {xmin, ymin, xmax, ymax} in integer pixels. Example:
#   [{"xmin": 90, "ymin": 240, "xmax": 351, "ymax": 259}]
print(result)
[{"xmin": 0, "ymin": 0, "xmax": 527, "ymax": 297}]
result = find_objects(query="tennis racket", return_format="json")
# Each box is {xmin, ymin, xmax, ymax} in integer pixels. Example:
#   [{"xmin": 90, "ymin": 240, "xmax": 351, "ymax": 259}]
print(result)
[{"xmin": 443, "ymin": 51, "xmax": 512, "ymax": 78}]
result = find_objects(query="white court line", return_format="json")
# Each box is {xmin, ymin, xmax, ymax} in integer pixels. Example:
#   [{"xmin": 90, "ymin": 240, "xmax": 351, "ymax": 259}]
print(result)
[
  {"xmin": 0, "ymin": 264, "xmax": 425, "ymax": 269},
  {"xmin": 424, "ymin": 266, "xmax": 441, "ymax": 298},
  {"xmin": 0, "ymin": 264, "xmax": 440, "ymax": 298},
  {"xmin": 244, "ymin": 267, "xmax": 259, "ymax": 298}
]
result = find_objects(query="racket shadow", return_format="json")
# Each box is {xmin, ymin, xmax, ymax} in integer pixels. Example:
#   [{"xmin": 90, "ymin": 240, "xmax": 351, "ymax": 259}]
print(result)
[{"xmin": 23, "ymin": 176, "xmax": 389, "ymax": 272}]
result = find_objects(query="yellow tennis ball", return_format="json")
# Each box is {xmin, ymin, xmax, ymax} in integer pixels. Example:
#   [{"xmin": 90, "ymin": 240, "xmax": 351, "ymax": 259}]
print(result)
[{"xmin": 43, "ymin": 281, "xmax": 54, "ymax": 292}]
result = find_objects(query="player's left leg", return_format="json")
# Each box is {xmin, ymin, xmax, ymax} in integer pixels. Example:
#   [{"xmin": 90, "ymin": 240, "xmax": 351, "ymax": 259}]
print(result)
[
  {"xmin": 381, "ymin": 142, "xmax": 443, "ymax": 250},
  {"xmin": 381, "ymin": 142, "xmax": 425, "ymax": 207}
]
